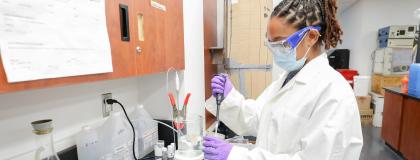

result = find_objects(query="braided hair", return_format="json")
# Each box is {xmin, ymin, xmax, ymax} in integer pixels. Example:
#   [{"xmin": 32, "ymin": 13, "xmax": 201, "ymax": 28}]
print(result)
[{"xmin": 271, "ymin": 0, "xmax": 343, "ymax": 49}]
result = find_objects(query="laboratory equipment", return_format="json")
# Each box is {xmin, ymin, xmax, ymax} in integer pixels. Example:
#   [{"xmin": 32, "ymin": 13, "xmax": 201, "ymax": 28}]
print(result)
[
  {"xmin": 415, "ymin": 8, "xmax": 420, "ymax": 63},
  {"xmin": 378, "ymin": 25, "xmax": 417, "ymax": 48},
  {"xmin": 215, "ymin": 93, "xmax": 223, "ymax": 135},
  {"xmin": 162, "ymin": 148, "xmax": 168, "ymax": 160},
  {"xmin": 167, "ymin": 144, "xmax": 175, "ymax": 160},
  {"xmin": 379, "ymin": 38, "xmax": 415, "ymax": 48},
  {"xmin": 337, "ymin": 69, "xmax": 358, "ymax": 87},
  {"xmin": 378, "ymin": 25, "xmax": 417, "ymax": 39},
  {"xmin": 214, "ymin": 74, "xmax": 227, "ymax": 135},
  {"xmin": 373, "ymin": 48, "xmax": 413, "ymax": 75},
  {"xmin": 154, "ymin": 140, "xmax": 165, "ymax": 160},
  {"xmin": 168, "ymin": 92, "xmax": 192, "ymax": 130},
  {"xmin": 76, "ymin": 126, "xmax": 99, "ymax": 160},
  {"xmin": 401, "ymin": 75, "xmax": 409, "ymax": 93},
  {"xmin": 98, "ymin": 112, "xmax": 134, "ymax": 160},
  {"xmin": 175, "ymin": 116, "xmax": 204, "ymax": 160},
  {"xmin": 328, "ymin": 49, "xmax": 350, "ymax": 69},
  {"xmin": 130, "ymin": 105, "xmax": 158, "ymax": 158},
  {"xmin": 408, "ymin": 64, "xmax": 420, "ymax": 97},
  {"xmin": 31, "ymin": 119, "xmax": 60, "ymax": 160}
]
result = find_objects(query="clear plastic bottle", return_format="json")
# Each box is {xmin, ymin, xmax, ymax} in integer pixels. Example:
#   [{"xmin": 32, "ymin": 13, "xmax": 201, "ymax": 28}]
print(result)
[
  {"xmin": 130, "ymin": 105, "xmax": 158, "ymax": 158},
  {"xmin": 31, "ymin": 119, "xmax": 60, "ymax": 160},
  {"xmin": 76, "ymin": 126, "xmax": 99, "ymax": 160},
  {"xmin": 98, "ymin": 112, "xmax": 135, "ymax": 160}
]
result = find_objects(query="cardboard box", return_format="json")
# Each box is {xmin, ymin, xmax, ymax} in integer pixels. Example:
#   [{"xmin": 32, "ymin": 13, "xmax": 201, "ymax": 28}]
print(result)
[
  {"xmin": 360, "ymin": 109, "xmax": 374, "ymax": 125},
  {"xmin": 372, "ymin": 74, "xmax": 404, "ymax": 95},
  {"xmin": 356, "ymin": 95, "xmax": 372, "ymax": 110}
]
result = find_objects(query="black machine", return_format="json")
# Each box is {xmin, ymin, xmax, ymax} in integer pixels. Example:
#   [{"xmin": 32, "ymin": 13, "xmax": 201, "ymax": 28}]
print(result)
[{"xmin": 328, "ymin": 49, "xmax": 350, "ymax": 69}]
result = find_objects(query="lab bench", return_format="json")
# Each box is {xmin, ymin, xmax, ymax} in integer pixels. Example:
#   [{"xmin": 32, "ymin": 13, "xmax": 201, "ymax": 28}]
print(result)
[
  {"xmin": 381, "ymin": 87, "xmax": 420, "ymax": 160},
  {"xmin": 57, "ymin": 146, "xmax": 155, "ymax": 160}
]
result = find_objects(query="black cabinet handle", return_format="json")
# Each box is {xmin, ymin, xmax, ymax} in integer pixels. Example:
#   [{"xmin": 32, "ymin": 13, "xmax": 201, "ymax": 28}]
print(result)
[{"xmin": 119, "ymin": 4, "xmax": 130, "ymax": 41}]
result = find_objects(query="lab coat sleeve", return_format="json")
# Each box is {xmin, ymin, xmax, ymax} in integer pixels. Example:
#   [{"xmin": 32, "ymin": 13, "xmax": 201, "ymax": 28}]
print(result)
[
  {"xmin": 206, "ymin": 87, "xmax": 261, "ymax": 136},
  {"xmin": 226, "ymin": 97, "xmax": 364, "ymax": 160}
]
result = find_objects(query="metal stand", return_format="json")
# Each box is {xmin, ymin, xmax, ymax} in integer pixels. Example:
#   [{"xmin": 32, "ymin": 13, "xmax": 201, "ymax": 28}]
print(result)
[{"xmin": 416, "ymin": 22, "xmax": 420, "ymax": 63}]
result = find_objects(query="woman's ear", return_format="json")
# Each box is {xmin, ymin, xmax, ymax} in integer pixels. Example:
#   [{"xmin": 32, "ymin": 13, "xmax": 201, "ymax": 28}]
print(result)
[{"xmin": 305, "ymin": 30, "xmax": 320, "ymax": 46}]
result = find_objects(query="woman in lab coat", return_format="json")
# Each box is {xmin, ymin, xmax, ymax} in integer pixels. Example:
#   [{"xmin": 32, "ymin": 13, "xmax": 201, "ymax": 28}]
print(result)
[{"xmin": 203, "ymin": 0, "xmax": 363, "ymax": 160}]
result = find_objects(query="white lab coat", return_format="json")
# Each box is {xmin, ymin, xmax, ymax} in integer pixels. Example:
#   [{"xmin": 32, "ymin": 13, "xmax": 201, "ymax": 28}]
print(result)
[{"xmin": 206, "ymin": 53, "xmax": 363, "ymax": 160}]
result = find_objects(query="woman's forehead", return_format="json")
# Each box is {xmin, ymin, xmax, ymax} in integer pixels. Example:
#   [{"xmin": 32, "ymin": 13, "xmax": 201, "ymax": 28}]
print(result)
[{"xmin": 268, "ymin": 17, "xmax": 298, "ymax": 40}]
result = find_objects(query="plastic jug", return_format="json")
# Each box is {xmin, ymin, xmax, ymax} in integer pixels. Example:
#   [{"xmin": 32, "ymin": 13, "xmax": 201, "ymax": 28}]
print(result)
[
  {"xmin": 76, "ymin": 126, "xmax": 99, "ymax": 160},
  {"xmin": 408, "ymin": 64, "xmax": 420, "ymax": 97},
  {"xmin": 129, "ymin": 105, "xmax": 158, "ymax": 158},
  {"xmin": 98, "ymin": 112, "xmax": 135, "ymax": 160}
]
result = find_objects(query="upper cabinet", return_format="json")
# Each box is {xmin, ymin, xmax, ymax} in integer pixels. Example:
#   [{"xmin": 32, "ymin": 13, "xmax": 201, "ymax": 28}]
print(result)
[
  {"xmin": 134, "ymin": 0, "xmax": 185, "ymax": 75},
  {"xmin": 0, "ymin": 0, "xmax": 184, "ymax": 93}
]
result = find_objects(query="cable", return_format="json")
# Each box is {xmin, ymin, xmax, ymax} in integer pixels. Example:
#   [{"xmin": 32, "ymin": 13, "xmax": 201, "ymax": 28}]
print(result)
[
  {"xmin": 105, "ymin": 99, "xmax": 182, "ymax": 160},
  {"xmin": 105, "ymin": 99, "xmax": 139, "ymax": 160}
]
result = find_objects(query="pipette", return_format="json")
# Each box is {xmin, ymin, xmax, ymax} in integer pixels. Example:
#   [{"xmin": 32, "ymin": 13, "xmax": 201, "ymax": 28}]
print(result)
[
  {"xmin": 215, "ymin": 94, "xmax": 223, "ymax": 134},
  {"xmin": 214, "ymin": 74, "xmax": 226, "ymax": 134}
]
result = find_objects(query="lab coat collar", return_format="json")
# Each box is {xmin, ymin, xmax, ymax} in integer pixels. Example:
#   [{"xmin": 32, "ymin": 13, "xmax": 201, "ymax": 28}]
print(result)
[{"xmin": 294, "ymin": 53, "xmax": 328, "ymax": 84}]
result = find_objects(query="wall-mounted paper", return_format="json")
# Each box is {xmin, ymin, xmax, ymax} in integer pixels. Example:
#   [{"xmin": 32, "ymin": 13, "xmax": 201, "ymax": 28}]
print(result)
[{"xmin": 0, "ymin": 0, "xmax": 112, "ymax": 83}]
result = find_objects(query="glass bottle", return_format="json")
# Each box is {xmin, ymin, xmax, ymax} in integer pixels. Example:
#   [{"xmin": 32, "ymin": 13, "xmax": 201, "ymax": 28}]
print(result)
[{"xmin": 31, "ymin": 119, "xmax": 60, "ymax": 160}]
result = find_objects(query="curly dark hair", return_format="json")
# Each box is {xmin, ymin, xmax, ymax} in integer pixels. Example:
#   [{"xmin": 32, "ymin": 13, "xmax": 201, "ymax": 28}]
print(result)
[{"xmin": 271, "ymin": 0, "xmax": 343, "ymax": 49}]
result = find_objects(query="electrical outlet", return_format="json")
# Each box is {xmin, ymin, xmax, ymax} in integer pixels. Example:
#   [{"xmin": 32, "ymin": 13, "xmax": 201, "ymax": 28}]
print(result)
[{"xmin": 102, "ymin": 93, "xmax": 113, "ymax": 117}]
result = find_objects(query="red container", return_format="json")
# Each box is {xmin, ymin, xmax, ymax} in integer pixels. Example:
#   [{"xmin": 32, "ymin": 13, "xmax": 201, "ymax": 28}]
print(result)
[{"xmin": 337, "ymin": 69, "xmax": 359, "ymax": 87}]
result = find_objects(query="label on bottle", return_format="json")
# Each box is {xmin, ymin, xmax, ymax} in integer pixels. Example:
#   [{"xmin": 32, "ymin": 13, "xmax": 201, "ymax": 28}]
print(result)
[{"xmin": 142, "ymin": 127, "xmax": 158, "ymax": 150}]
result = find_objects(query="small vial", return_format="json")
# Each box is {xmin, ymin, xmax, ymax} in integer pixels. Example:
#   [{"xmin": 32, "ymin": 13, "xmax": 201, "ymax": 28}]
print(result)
[
  {"xmin": 162, "ymin": 148, "xmax": 168, "ymax": 160},
  {"xmin": 154, "ymin": 140, "xmax": 165, "ymax": 160},
  {"xmin": 167, "ymin": 145, "xmax": 175, "ymax": 160}
]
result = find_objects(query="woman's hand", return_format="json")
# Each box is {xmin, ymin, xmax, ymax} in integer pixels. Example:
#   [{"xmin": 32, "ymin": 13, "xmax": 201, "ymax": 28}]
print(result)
[
  {"xmin": 211, "ymin": 74, "xmax": 233, "ymax": 98},
  {"xmin": 203, "ymin": 136, "xmax": 233, "ymax": 160}
]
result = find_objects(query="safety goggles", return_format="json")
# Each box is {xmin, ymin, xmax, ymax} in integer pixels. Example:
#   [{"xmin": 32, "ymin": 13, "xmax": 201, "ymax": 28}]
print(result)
[{"xmin": 265, "ymin": 26, "xmax": 321, "ymax": 53}]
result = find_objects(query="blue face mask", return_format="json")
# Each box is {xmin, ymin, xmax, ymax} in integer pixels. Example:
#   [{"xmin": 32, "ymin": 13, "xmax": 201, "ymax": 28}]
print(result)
[{"xmin": 266, "ymin": 26, "xmax": 321, "ymax": 72}]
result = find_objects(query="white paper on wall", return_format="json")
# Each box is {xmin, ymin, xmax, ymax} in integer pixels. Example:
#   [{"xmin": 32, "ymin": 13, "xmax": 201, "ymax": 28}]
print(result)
[{"xmin": 0, "ymin": 0, "xmax": 112, "ymax": 83}]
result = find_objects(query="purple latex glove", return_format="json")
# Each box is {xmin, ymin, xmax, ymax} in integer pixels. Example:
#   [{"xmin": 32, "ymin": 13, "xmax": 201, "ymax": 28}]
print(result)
[
  {"xmin": 211, "ymin": 74, "xmax": 233, "ymax": 98},
  {"xmin": 203, "ymin": 136, "xmax": 233, "ymax": 160}
]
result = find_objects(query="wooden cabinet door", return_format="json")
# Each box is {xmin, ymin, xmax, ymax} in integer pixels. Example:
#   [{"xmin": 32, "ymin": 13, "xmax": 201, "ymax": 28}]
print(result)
[
  {"xmin": 381, "ymin": 91, "xmax": 404, "ymax": 150},
  {"xmin": 164, "ymin": 0, "xmax": 184, "ymax": 70},
  {"xmin": 400, "ymin": 98, "xmax": 420, "ymax": 160},
  {"xmin": 134, "ymin": 0, "xmax": 167, "ymax": 75},
  {"xmin": 106, "ymin": 0, "xmax": 137, "ymax": 78},
  {"xmin": 0, "ymin": 0, "xmax": 137, "ymax": 93}
]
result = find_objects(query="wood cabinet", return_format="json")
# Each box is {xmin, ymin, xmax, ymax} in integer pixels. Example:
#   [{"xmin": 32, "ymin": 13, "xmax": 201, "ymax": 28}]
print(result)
[
  {"xmin": 381, "ymin": 91, "xmax": 404, "ymax": 150},
  {"xmin": 133, "ymin": 0, "xmax": 184, "ymax": 75},
  {"xmin": 400, "ymin": 97, "xmax": 420, "ymax": 160},
  {"xmin": 163, "ymin": 0, "xmax": 184, "ymax": 70},
  {"xmin": 382, "ymin": 88, "xmax": 420, "ymax": 160},
  {"xmin": 0, "ymin": 0, "xmax": 184, "ymax": 93}
]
